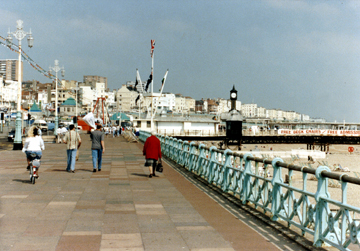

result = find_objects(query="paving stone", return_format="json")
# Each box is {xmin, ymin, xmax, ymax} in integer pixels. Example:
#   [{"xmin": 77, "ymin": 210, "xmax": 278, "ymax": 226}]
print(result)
[
  {"xmin": 56, "ymin": 235, "xmax": 101, "ymax": 251},
  {"xmin": 101, "ymin": 233, "xmax": 143, "ymax": 250},
  {"xmin": 0, "ymin": 135, "xmax": 284, "ymax": 251},
  {"xmin": 11, "ymin": 236, "xmax": 60, "ymax": 251}
]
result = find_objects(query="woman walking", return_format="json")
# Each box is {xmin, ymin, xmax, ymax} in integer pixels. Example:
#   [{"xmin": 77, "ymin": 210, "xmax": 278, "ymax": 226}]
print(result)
[{"xmin": 143, "ymin": 131, "xmax": 162, "ymax": 178}]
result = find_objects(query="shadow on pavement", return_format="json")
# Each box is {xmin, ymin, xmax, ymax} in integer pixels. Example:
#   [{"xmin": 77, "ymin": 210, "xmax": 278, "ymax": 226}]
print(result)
[
  {"xmin": 77, "ymin": 169, "xmax": 94, "ymax": 172},
  {"xmin": 52, "ymin": 169, "xmax": 68, "ymax": 172},
  {"xmin": 12, "ymin": 179, "xmax": 31, "ymax": 184},
  {"xmin": 131, "ymin": 173, "xmax": 149, "ymax": 177}
]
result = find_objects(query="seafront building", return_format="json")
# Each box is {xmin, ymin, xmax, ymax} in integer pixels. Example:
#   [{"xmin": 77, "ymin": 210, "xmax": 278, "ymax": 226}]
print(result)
[
  {"xmin": 0, "ymin": 61, "xmax": 315, "ymax": 124},
  {"xmin": 0, "ymin": 59, "xmax": 21, "ymax": 82}
]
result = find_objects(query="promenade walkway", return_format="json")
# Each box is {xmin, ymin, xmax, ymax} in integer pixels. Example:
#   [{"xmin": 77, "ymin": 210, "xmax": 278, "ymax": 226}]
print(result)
[{"xmin": 0, "ymin": 133, "xmax": 314, "ymax": 251}]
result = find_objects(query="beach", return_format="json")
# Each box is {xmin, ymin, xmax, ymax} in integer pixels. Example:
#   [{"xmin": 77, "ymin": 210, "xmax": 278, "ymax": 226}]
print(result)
[{"xmin": 202, "ymin": 142, "xmax": 360, "ymax": 209}]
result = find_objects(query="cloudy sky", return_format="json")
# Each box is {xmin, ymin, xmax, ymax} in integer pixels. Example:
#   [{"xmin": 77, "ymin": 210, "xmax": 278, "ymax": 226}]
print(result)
[{"xmin": 1, "ymin": 0, "xmax": 360, "ymax": 122}]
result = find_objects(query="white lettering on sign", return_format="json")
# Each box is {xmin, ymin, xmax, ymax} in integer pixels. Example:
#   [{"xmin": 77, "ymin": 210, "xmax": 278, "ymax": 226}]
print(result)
[{"xmin": 277, "ymin": 130, "xmax": 360, "ymax": 136}]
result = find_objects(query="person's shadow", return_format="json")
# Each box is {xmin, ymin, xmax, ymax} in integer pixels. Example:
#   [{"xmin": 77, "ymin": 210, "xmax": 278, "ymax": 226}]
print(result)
[
  {"xmin": 12, "ymin": 179, "xmax": 31, "ymax": 184},
  {"xmin": 131, "ymin": 173, "xmax": 148, "ymax": 177}
]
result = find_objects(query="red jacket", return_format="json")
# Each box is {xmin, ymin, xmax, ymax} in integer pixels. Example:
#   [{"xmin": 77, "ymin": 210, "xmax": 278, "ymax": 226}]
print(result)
[{"xmin": 143, "ymin": 135, "xmax": 162, "ymax": 160}]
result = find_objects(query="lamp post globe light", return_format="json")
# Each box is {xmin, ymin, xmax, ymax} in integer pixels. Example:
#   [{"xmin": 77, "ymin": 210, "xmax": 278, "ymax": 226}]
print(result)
[
  {"xmin": 49, "ymin": 60, "xmax": 65, "ymax": 136},
  {"xmin": 6, "ymin": 20, "xmax": 34, "ymax": 150}
]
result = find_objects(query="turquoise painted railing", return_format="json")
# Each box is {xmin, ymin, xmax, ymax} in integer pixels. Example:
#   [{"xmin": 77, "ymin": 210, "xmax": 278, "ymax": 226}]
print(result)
[{"xmin": 139, "ymin": 131, "xmax": 360, "ymax": 250}]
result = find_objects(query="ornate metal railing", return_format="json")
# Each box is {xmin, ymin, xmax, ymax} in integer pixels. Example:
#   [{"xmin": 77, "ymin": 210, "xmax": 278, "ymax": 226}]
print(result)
[{"xmin": 139, "ymin": 131, "xmax": 360, "ymax": 250}]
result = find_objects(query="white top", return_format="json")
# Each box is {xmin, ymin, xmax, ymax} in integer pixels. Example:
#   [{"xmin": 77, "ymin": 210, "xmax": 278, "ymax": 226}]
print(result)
[{"xmin": 22, "ymin": 136, "xmax": 45, "ymax": 152}]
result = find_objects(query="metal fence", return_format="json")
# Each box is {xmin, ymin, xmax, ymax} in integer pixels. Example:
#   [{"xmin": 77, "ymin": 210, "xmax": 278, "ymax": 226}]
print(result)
[{"xmin": 139, "ymin": 131, "xmax": 360, "ymax": 250}]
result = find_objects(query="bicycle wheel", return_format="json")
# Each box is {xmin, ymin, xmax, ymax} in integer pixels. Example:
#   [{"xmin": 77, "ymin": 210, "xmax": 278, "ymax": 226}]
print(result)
[
  {"xmin": 31, "ymin": 176, "xmax": 35, "ymax": 184},
  {"xmin": 29, "ymin": 163, "xmax": 33, "ymax": 181}
]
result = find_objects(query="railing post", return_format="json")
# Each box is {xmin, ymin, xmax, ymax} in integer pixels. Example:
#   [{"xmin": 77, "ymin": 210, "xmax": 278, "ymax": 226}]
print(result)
[
  {"xmin": 188, "ymin": 142, "xmax": 196, "ymax": 171},
  {"xmin": 174, "ymin": 139, "xmax": 182, "ymax": 163},
  {"xmin": 271, "ymin": 157, "xmax": 284, "ymax": 221},
  {"xmin": 242, "ymin": 153, "xmax": 253, "ymax": 204},
  {"xmin": 222, "ymin": 149, "xmax": 233, "ymax": 192},
  {"xmin": 180, "ymin": 141, "xmax": 188, "ymax": 166},
  {"xmin": 196, "ymin": 143, "xmax": 206, "ymax": 175},
  {"xmin": 207, "ymin": 146, "xmax": 217, "ymax": 183},
  {"xmin": 168, "ymin": 137, "xmax": 174, "ymax": 160},
  {"xmin": 164, "ymin": 136, "xmax": 170, "ymax": 157},
  {"xmin": 171, "ymin": 138, "xmax": 178, "ymax": 161},
  {"xmin": 314, "ymin": 166, "xmax": 331, "ymax": 247}
]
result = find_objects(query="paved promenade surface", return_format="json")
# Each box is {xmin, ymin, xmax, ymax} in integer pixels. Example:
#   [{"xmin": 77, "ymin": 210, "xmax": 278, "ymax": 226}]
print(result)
[{"xmin": 0, "ymin": 134, "xmax": 311, "ymax": 251}]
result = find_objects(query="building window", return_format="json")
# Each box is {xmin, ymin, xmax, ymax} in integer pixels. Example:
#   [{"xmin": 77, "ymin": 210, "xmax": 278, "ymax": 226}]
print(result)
[
  {"xmin": 147, "ymin": 121, "xmax": 151, "ymax": 128},
  {"xmin": 137, "ymin": 121, "xmax": 141, "ymax": 127}
]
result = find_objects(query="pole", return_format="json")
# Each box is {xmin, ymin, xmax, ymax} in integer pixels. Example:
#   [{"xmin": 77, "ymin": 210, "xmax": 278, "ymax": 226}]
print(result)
[
  {"xmin": 54, "ymin": 67, "xmax": 58, "ymax": 135},
  {"xmin": 6, "ymin": 20, "xmax": 33, "ymax": 150},
  {"xmin": 50, "ymin": 60, "xmax": 64, "ymax": 136},
  {"xmin": 139, "ymin": 95, "xmax": 141, "ymax": 118},
  {"xmin": 0, "ymin": 75, "xmax": 3, "ymax": 134},
  {"xmin": 1, "ymin": 74, "xmax": 3, "ymax": 106},
  {"xmin": 150, "ymin": 54, "xmax": 154, "ymax": 131},
  {"xmin": 13, "ymin": 39, "xmax": 23, "ymax": 149},
  {"xmin": 75, "ymin": 82, "xmax": 78, "ymax": 132}
]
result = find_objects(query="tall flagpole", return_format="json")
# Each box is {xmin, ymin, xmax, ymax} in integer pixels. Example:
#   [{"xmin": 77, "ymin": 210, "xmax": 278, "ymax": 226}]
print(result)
[{"xmin": 150, "ymin": 40, "xmax": 155, "ymax": 132}]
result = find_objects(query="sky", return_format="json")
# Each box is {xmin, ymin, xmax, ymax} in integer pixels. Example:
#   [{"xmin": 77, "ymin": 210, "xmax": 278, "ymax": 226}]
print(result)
[{"xmin": 1, "ymin": 0, "xmax": 360, "ymax": 122}]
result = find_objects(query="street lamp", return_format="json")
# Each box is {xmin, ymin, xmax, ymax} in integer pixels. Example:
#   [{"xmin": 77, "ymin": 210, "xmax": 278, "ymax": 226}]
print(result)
[
  {"xmin": 49, "ymin": 60, "xmax": 65, "ymax": 136},
  {"xmin": 6, "ymin": 20, "xmax": 34, "ymax": 150},
  {"xmin": 74, "ymin": 82, "xmax": 80, "ymax": 131}
]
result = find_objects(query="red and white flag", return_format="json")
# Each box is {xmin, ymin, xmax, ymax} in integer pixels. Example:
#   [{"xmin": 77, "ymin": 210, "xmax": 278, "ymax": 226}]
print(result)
[{"xmin": 150, "ymin": 40, "xmax": 155, "ymax": 57}]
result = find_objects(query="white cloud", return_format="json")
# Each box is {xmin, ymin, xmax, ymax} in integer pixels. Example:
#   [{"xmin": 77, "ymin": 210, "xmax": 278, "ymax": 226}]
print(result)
[
  {"xmin": 290, "ymin": 31, "xmax": 360, "ymax": 56},
  {"xmin": 66, "ymin": 17, "xmax": 133, "ymax": 41},
  {"xmin": 265, "ymin": 0, "xmax": 340, "ymax": 16},
  {"xmin": 158, "ymin": 19, "xmax": 196, "ymax": 33}
]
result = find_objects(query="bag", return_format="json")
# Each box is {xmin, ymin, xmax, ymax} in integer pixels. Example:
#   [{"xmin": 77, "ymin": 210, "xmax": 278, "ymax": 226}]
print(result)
[
  {"xmin": 76, "ymin": 149, "xmax": 79, "ymax": 161},
  {"xmin": 83, "ymin": 112, "xmax": 96, "ymax": 129},
  {"xmin": 156, "ymin": 160, "xmax": 163, "ymax": 173}
]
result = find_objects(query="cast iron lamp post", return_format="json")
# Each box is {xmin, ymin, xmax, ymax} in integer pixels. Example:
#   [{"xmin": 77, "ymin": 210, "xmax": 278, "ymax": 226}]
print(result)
[
  {"xmin": 49, "ymin": 60, "xmax": 65, "ymax": 136},
  {"xmin": 6, "ymin": 20, "xmax": 34, "ymax": 150}
]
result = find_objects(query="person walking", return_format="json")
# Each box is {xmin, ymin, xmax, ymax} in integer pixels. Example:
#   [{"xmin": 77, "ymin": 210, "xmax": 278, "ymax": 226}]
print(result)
[
  {"xmin": 112, "ymin": 125, "xmax": 117, "ymax": 138},
  {"xmin": 63, "ymin": 124, "xmax": 81, "ymax": 173},
  {"xmin": 143, "ymin": 131, "xmax": 162, "ymax": 178},
  {"xmin": 91, "ymin": 124, "xmax": 105, "ymax": 172},
  {"xmin": 116, "ymin": 125, "xmax": 120, "ymax": 137},
  {"xmin": 56, "ymin": 126, "xmax": 62, "ymax": 143}
]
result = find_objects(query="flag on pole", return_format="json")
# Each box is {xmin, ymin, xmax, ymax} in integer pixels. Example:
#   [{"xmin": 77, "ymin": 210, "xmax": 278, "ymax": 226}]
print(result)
[
  {"xmin": 135, "ymin": 69, "xmax": 143, "ymax": 92},
  {"xmin": 135, "ymin": 94, "xmax": 140, "ymax": 105},
  {"xmin": 150, "ymin": 40, "xmax": 155, "ymax": 58},
  {"xmin": 134, "ymin": 69, "xmax": 139, "ymax": 88},
  {"xmin": 159, "ymin": 70, "xmax": 169, "ymax": 92},
  {"xmin": 145, "ymin": 73, "xmax": 152, "ymax": 92}
]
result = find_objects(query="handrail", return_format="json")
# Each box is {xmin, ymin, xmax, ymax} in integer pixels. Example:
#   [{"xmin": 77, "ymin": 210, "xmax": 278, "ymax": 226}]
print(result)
[{"xmin": 139, "ymin": 130, "xmax": 360, "ymax": 250}]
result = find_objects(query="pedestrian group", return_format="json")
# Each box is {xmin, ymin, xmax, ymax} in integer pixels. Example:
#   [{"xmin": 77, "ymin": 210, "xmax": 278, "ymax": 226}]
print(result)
[{"xmin": 22, "ymin": 124, "xmax": 160, "ymax": 178}]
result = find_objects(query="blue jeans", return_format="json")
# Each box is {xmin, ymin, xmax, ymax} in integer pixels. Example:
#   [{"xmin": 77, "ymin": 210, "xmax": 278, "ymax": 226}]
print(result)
[
  {"xmin": 66, "ymin": 149, "xmax": 77, "ymax": 171},
  {"xmin": 92, "ymin": 149, "xmax": 102, "ymax": 170},
  {"xmin": 25, "ymin": 151, "xmax": 42, "ymax": 160}
]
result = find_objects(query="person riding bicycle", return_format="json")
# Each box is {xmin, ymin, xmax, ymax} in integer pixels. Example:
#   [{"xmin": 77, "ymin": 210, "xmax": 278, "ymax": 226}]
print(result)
[{"xmin": 22, "ymin": 126, "xmax": 45, "ymax": 170}]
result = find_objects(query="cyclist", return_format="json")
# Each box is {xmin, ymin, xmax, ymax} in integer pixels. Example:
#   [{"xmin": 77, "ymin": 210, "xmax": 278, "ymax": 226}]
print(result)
[{"xmin": 22, "ymin": 126, "xmax": 45, "ymax": 170}]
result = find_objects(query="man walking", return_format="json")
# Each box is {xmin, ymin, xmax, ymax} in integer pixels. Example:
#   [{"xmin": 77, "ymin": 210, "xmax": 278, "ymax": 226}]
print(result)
[
  {"xmin": 112, "ymin": 125, "xmax": 117, "ymax": 138},
  {"xmin": 63, "ymin": 124, "xmax": 81, "ymax": 173},
  {"xmin": 91, "ymin": 124, "xmax": 105, "ymax": 172},
  {"xmin": 143, "ymin": 131, "xmax": 162, "ymax": 178}
]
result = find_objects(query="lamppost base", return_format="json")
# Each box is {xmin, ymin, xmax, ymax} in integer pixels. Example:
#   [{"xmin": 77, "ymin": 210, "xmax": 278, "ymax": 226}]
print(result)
[{"xmin": 13, "ymin": 142, "xmax": 23, "ymax": 150}]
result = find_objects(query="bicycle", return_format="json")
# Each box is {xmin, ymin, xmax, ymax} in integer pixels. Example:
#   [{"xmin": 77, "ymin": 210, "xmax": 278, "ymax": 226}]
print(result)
[{"xmin": 28, "ymin": 153, "xmax": 41, "ymax": 184}]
